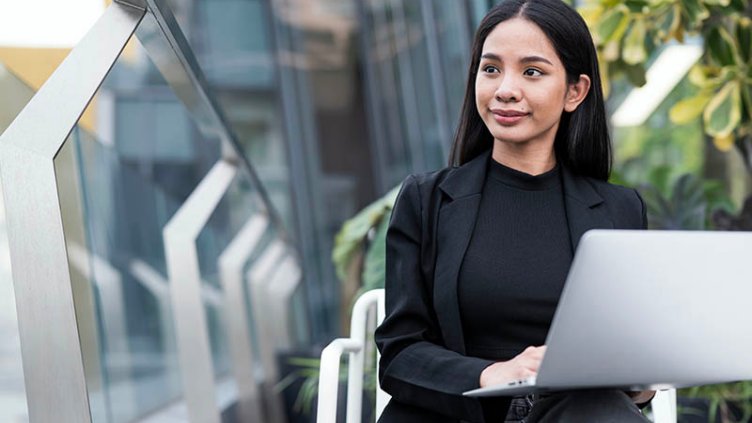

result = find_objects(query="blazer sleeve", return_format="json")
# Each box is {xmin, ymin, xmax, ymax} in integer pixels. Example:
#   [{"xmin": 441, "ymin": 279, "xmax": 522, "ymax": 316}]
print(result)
[{"xmin": 375, "ymin": 175, "xmax": 494, "ymax": 422}]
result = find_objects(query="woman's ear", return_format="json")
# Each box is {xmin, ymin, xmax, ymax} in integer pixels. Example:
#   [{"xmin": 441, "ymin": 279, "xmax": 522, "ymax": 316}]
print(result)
[{"xmin": 564, "ymin": 74, "xmax": 591, "ymax": 112}]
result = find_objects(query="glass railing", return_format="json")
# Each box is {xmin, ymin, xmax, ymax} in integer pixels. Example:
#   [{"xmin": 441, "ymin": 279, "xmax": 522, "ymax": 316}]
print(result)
[{"xmin": 0, "ymin": 1, "xmax": 303, "ymax": 422}]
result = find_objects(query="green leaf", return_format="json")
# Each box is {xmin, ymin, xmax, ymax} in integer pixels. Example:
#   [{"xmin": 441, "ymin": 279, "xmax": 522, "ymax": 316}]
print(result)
[
  {"xmin": 703, "ymin": 0, "xmax": 731, "ymax": 6},
  {"xmin": 703, "ymin": 179, "xmax": 735, "ymax": 215},
  {"xmin": 680, "ymin": 0, "xmax": 709, "ymax": 29},
  {"xmin": 712, "ymin": 133, "xmax": 734, "ymax": 152},
  {"xmin": 656, "ymin": 3, "xmax": 683, "ymax": 41},
  {"xmin": 602, "ymin": 40, "xmax": 621, "ymax": 61},
  {"xmin": 669, "ymin": 93, "xmax": 712, "ymax": 124},
  {"xmin": 624, "ymin": 0, "xmax": 650, "ymax": 12},
  {"xmin": 687, "ymin": 64, "xmax": 709, "ymax": 87},
  {"xmin": 647, "ymin": 165, "xmax": 673, "ymax": 196},
  {"xmin": 703, "ymin": 80, "xmax": 742, "ymax": 138},
  {"xmin": 742, "ymin": 82, "xmax": 752, "ymax": 121},
  {"xmin": 623, "ymin": 19, "xmax": 648, "ymax": 65},
  {"xmin": 332, "ymin": 185, "xmax": 399, "ymax": 282},
  {"xmin": 599, "ymin": 59, "xmax": 611, "ymax": 98},
  {"xmin": 360, "ymin": 213, "xmax": 389, "ymax": 292},
  {"xmin": 622, "ymin": 62, "xmax": 647, "ymax": 86},
  {"xmin": 736, "ymin": 17, "xmax": 752, "ymax": 63},
  {"xmin": 595, "ymin": 6, "xmax": 631, "ymax": 44},
  {"xmin": 642, "ymin": 173, "xmax": 708, "ymax": 230},
  {"xmin": 706, "ymin": 26, "xmax": 740, "ymax": 67},
  {"xmin": 578, "ymin": 3, "xmax": 604, "ymax": 27},
  {"xmin": 729, "ymin": 0, "xmax": 747, "ymax": 11}
]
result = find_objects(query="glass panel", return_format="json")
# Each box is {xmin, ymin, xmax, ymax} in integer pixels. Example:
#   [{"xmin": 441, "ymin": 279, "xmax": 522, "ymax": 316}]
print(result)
[
  {"xmin": 70, "ymin": 121, "xmax": 187, "ymax": 421},
  {"xmin": 433, "ymin": 0, "xmax": 471, "ymax": 130},
  {"xmin": 46, "ymin": 4, "xmax": 305, "ymax": 420},
  {"xmin": 196, "ymin": 167, "xmax": 269, "ymax": 382},
  {"xmin": 364, "ymin": 0, "xmax": 415, "ymax": 184},
  {"xmin": 401, "ymin": 1, "xmax": 444, "ymax": 168},
  {"xmin": 362, "ymin": 0, "xmax": 469, "ymax": 185},
  {"xmin": 53, "ymin": 24, "xmax": 231, "ymax": 422},
  {"xmin": 167, "ymin": 0, "xmax": 294, "ymax": 229}
]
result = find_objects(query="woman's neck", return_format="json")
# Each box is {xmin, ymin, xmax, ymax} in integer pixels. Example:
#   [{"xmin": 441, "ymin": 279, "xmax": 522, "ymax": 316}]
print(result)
[{"xmin": 491, "ymin": 139, "xmax": 557, "ymax": 176}]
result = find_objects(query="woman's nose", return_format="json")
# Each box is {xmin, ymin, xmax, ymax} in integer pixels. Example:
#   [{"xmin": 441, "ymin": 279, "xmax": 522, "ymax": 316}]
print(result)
[{"xmin": 495, "ymin": 76, "xmax": 521, "ymax": 102}]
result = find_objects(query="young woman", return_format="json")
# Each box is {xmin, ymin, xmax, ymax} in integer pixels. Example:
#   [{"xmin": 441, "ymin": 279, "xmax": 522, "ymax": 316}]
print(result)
[{"xmin": 374, "ymin": 1, "xmax": 654, "ymax": 422}]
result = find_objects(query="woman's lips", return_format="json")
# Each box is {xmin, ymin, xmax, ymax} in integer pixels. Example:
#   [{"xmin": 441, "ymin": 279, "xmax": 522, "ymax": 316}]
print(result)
[{"xmin": 492, "ymin": 109, "xmax": 529, "ymax": 125}]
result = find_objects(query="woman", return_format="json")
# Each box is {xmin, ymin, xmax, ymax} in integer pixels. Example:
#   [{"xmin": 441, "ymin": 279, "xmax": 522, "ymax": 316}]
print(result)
[{"xmin": 374, "ymin": 0, "xmax": 654, "ymax": 422}]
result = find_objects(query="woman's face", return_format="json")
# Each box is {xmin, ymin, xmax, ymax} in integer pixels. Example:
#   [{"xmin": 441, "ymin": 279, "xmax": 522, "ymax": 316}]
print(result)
[{"xmin": 475, "ymin": 17, "xmax": 588, "ymax": 149}]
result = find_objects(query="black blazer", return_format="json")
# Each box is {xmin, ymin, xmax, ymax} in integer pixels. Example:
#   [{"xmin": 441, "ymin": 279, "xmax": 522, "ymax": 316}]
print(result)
[{"xmin": 374, "ymin": 151, "xmax": 647, "ymax": 423}]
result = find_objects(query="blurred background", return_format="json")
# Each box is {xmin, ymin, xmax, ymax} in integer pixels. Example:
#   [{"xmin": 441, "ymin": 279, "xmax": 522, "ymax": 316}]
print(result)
[{"xmin": 1, "ymin": 0, "xmax": 750, "ymax": 422}]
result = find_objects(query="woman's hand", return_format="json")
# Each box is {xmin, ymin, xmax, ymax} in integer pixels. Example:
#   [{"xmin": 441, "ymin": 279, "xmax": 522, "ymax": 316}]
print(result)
[{"xmin": 479, "ymin": 346, "xmax": 547, "ymax": 388}]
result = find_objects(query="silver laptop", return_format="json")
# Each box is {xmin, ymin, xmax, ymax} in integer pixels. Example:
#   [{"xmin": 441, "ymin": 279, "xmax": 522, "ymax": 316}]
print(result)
[{"xmin": 464, "ymin": 229, "xmax": 752, "ymax": 397}]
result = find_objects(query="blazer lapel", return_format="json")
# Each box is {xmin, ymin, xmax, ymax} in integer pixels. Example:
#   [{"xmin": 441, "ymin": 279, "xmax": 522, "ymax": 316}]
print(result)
[
  {"xmin": 561, "ymin": 166, "xmax": 614, "ymax": 251},
  {"xmin": 434, "ymin": 153, "xmax": 488, "ymax": 353}
]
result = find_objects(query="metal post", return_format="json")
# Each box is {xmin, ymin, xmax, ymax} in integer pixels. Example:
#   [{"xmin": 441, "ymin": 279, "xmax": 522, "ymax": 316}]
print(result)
[
  {"xmin": 0, "ymin": 3, "xmax": 144, "ymax": 422},
  {"xmin": 217, "ymin": 214, "xmax": 268, "ymax": 422},
  {"xmin": 163, "ymin": 160, "xmax": 237, "ymax": 423}
]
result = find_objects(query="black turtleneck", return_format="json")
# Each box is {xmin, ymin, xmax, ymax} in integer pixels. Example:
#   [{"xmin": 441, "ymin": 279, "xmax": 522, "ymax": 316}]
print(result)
[{"xmin": 458, "ymin": 156, "xmax": 573, "ymax": 361}]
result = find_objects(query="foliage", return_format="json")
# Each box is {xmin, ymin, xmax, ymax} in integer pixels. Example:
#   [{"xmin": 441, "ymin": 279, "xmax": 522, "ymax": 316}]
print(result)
[
  {"xmin": 682, "ymin": 382, "xmax": 752, "ymax": 422},
  {"xmin": 332, "ymin": 185, "xmax": 399, "ymax": 294},
  {"xmin": 580, "ymin": 0, "xmax": 752, "ymax": 164},
  {"xmin": 611, "ymin": 163, "xmax": 734, "ymax": 229},
  {"xmin": 275, "ymin": 357, "xmax": 323, "ymax": 415},
  {"xmin": 713, "ymin": 195, "xmax": 752, "ymax": 229},
  {"xmin": 275, "ymin": 355, "xmax": 380, "ymax": 418}
]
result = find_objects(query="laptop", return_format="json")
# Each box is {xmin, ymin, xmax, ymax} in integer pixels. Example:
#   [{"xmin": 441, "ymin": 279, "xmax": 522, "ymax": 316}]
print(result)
[{"xmin": 464, "ymin": 229, "xmax": 752, "ymax": 397}]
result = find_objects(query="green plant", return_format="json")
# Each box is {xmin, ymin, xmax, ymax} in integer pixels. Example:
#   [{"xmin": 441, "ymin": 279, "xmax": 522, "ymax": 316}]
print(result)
[
  {"xmin": 712, "ymin": 194, "xmax": 752, "ymax": 229},
  {"xmin": 276, "ymin": 335, "xmax": 381, "ymax": 419},
  {"xmin": 275, "ymin": 354, "xmax": 381, "ymax": 418},
  {"xmin": 682, "ymin": 383, "xmax": 752, "ymax": 422},
  {"xmin": 332, "ymin": 185, "xmax": 400, "ymax": 298},
  {"xmin": 275, "ymin": 357, "xmax": 323, "ymax": 415},
  {"xmin": 612, "ymin": 163, "xmax": 734, "ymax": 229},
  {"xmin": 581, "ymin": 0, "xmax": 752, "ymax": 164}
]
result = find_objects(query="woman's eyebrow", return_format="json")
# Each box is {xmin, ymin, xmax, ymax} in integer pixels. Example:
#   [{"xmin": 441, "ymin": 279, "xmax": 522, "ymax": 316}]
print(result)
[
  {"xmin": 520, "ymin": 56, "xmax": 553, "ymax": 66},
  {"xmin": 480, "ymin": 53, "xmax": 553, "ymax": 66}
]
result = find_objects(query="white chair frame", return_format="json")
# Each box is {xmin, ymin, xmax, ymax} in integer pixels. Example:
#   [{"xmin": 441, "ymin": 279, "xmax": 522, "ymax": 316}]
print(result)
[
  {"xmin": 317, "ymin": 289, "xmax": 389, "ymax": 423},
  {"xmin": 317, "ymin": 289, "xmax": 677, "ymax": 423}
]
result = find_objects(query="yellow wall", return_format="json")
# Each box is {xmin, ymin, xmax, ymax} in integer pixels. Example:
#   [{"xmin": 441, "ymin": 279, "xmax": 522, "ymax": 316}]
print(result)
[
  {"xmin": 0, "ymin": 0, "xmax": 118, "ymax": 133},
  {"xmin": 0, "ymin": 47, "xmax": 97, "ymax": 132}
]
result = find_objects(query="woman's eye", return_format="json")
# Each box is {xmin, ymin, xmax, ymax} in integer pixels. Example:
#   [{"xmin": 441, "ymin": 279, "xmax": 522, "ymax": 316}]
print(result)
[
  {"xmin": 483, "ymin": 65, "xmax": 500, "ymax": 74},
  {"xmin": 523, "ymin": 68, "xmax": 543, "ymax": 77}
]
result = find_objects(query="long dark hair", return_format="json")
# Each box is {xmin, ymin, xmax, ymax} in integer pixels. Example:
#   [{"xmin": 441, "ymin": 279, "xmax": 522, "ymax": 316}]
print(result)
[{"xmin": 449, "ymin": 0, "xmax": 611, "ymax": 180}]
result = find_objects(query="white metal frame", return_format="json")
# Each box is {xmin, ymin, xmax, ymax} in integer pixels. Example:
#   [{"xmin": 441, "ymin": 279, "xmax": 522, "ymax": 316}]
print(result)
[
  {"xmin": 317, "ymin": 289, "xmax": 389, "ymax": 423},
  {"xmin": 265, "ymin": 255, "xmax": 303, "ymax": 350},
  {"xmin": 651, "ymin": 389, "xmax": 677, "ymax": 423},
  {"xmin": 247, "ymin": 239, "xmax": 289, "ymax": 423},
  {"xmin": 217, "ymin": 214, "xmax": 268, "ymax": 422},
  {"xmin": 163, "ymin": 160, "xmax": 237, "ymax": 423}
]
